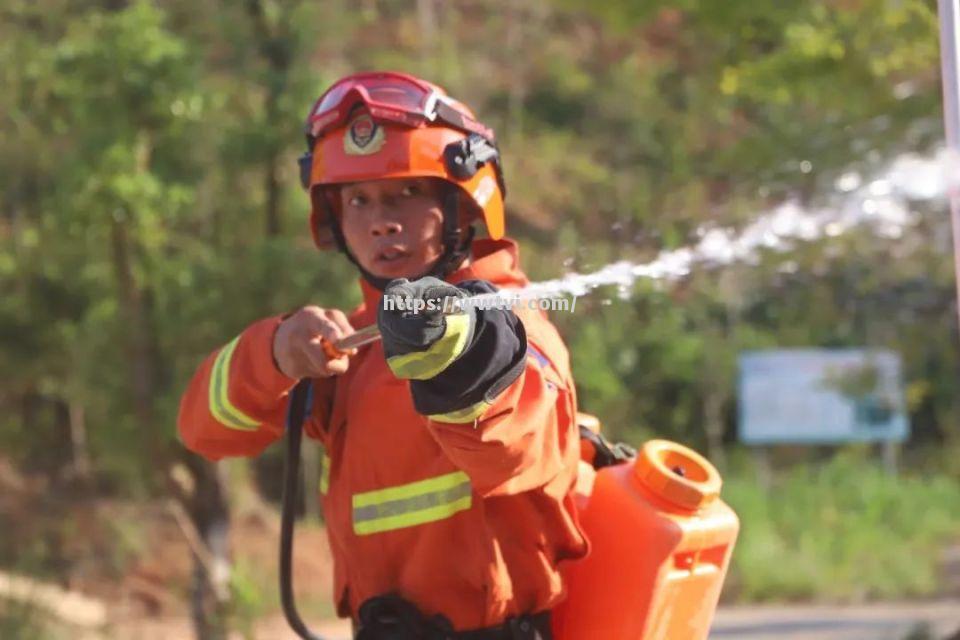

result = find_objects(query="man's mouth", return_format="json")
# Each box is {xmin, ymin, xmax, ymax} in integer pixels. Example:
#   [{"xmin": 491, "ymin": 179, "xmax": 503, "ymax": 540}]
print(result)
[{"xmin": 375, "ymin": 246, "xmax": 411, "ymax": 264}]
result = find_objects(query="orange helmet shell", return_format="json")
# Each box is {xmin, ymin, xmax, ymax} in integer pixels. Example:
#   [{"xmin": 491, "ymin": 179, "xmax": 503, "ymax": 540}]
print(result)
[{"xmin": 307, "ymin": 113, "xmax": 505, "ymax": 250}]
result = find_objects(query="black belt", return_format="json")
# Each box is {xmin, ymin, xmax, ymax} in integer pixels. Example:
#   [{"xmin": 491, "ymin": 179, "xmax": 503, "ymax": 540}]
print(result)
[
  {"xmin": 453, "ymin": 611, "xmax": 552, "ymax": 640},
  {"xmin": 355, "ymin": 594, "xmax": 552, "ymax": 640}
]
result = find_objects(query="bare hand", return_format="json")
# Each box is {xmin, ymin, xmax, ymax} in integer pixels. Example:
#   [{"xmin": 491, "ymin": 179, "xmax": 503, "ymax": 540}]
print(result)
[{"xmin": 273, "ymin": 306, "xmax": 356, "ymax": 379}]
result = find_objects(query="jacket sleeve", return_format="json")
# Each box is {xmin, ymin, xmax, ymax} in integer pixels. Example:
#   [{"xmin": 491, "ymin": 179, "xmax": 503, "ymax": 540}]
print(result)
[
  {"xmin": 177, "ymin": 316, "xmax": 333, "ymax": 460},
  {"xmin": 424, "ymin": 336, "xmax": 577, "ymax": 498}
]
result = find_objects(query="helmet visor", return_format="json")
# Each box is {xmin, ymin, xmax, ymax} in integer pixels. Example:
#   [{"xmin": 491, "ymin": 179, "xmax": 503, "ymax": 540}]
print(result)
[
  {"xmin": 306, "ymin": 72, "xmax": 493, "ymax": 141},
  {"xmin": 308, "ymin": 73, "xmax": 434, "ymax": 137}
]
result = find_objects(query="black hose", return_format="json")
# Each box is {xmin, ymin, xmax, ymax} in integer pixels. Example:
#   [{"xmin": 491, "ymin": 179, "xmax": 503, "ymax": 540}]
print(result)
[{"xmin": 280, "ymin": 378, "xmax": 328, "ymax": 640}]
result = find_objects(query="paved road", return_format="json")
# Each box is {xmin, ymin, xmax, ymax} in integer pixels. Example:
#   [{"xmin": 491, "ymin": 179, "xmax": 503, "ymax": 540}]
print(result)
[
  {"xmin": 242, "ymin": 600, "xmax": 960, "ymax": 640},
  {"xmin": 110, "ymin": 600, "xmax": 960, "ymax": 639},
  {"xmin": 709, "ymin": 601, "xmax": 960, "ymax": 640}
]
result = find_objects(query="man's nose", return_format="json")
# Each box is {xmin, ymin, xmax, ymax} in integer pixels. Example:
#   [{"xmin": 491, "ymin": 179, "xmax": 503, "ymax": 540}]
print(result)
[{"xmin": 369, "ymin": 213, "xmax": 402, "ymax": 237}]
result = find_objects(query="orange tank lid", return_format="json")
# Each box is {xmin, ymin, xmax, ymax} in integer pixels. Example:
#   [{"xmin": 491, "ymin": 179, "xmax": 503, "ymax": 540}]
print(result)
[{"xmin": 632, "ymin": 440, "xmax": 722, "ymax": 511}]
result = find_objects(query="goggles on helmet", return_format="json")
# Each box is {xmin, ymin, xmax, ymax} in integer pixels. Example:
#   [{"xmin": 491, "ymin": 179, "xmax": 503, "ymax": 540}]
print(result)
[{"xmin": 304, "ymin": 71, "xmax": 494, "ymax": 143}]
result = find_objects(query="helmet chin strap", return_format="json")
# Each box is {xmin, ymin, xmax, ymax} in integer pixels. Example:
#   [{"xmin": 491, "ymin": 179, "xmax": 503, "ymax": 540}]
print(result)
[{"xmin": 322, "ymin": 184, "xmax": 474, "ymax": 292}]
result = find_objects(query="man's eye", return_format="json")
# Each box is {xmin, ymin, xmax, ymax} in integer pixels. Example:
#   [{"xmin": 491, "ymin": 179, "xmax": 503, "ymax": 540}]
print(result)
[
  {"xmin": 348, "ymin": 195, "xmax": 367, "ymax": 207},
  {"xmin": 400, "ymin": 185, "xmax": 421, "ymax": 197}
]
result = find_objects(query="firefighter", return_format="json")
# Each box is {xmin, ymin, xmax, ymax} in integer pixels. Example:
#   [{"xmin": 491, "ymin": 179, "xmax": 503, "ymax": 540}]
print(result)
[{"xmin": 178, "ymin": 72, "xmax": 587, "ymax": 639}]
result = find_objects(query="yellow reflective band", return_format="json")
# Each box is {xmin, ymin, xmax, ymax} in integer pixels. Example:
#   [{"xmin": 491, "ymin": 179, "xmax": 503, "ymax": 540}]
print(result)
[
  {"xmin": 352, "ymin": 470, "xmax": 472, "ymax": 536},
  {"xmin": 208, "ymin": 336, "xmax": 260, "ymax": 431},
  {"xmin": 429, "ymin": 400, "xmax": 491, "ymax": 424},
  {"xmin": 386, "ymin": 314, "xmax": 472, "ymax": 380},
  {"xmin": 320, "ymin": 452, "xmax": 330, "ymax": 495}
]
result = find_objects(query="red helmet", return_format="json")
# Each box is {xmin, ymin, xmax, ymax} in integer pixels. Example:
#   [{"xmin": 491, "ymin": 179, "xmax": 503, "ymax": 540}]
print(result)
[{"xmin": 298, "ymin": 72, "xmax": 506, "ymax": 254}]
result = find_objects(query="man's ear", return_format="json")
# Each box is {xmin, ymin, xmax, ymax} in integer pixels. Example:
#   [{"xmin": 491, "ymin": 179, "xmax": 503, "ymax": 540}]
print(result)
[
  {"xmin": 310, "ymin": 186, "xmax": 340, "ymax": 250},
  {"xmin": 457, "ymin": 195, "xmax": 483, "ymax": 239}
]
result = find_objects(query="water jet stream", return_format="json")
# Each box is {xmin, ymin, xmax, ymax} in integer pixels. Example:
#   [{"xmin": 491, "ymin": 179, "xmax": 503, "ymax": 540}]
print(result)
[{"xmin": 334, "ymin": 148, "xmax": 955, "ymax": 352}]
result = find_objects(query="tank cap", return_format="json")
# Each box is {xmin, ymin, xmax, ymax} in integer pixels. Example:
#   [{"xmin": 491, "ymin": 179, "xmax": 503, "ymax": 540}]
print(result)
[{"xmin": 633, "ymin": 440, "xmax": 722, "ymax": 511}]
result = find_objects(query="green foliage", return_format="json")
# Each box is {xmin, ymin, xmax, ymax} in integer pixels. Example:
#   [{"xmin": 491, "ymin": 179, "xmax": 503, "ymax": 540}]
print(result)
[
  {"xmin": 229, "ymin": 558, "xmax": 271, "ymax": 639},
  {"xmin": 724, "ymin": 449, "xmax": 960, "ymax": 601},
  {"xmin": 0, "ymin": 601, "xmax": 53, "ymax": 640},
  {"xmin": 104, "ymin": 512, "xmax": 147, "ymax": 576}
]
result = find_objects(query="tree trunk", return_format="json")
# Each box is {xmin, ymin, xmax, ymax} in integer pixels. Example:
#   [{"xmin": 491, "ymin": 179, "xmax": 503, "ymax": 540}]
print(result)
[
  {"xmin": 67, "ymin": 400, "xmax": 92, "ymax": 484},
  {"xmin": 264, "ymin": 155, "xmax": 281, "ymax": 237},
  {"xmin": 246, "ymin": 0, "xmax": 292, "ymax": 237},
  {"xmin": 110, "ymin": 216, "xmax": 157, "ymax": 432},
  {"xmin": 417, "ymin": 0, "xmax": 437, "ymax": 70},
  {"xmin": 181, "ymin": 454, "xmax": 232, "ymax": 640},
  {"xmin": 301, "ymin": 443, "xmax": 320, "ymax": 522},
  {"xmin": 505, "ymin": 0, "xmax": 525, "ymax": 138},
  {"xmin": 703, "ymin": 389, "xmax": 727, "ymax": 470},
  {"xmin": 109, "ymin": 133, "xmax": 171, "ymax": 463}
]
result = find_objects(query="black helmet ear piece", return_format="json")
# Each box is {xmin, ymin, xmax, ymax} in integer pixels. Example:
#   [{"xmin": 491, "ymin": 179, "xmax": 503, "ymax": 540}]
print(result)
[
  {"xmin": 298, "ymin": 152, "xmax": 313, "ymax": 190},
  {"xmin": 298, "ymin": 130, "xmax": 316, "ymax": 190},
  {"xmin": 444, "ymin": 134, "xmax": 500, "ymax": 181}
]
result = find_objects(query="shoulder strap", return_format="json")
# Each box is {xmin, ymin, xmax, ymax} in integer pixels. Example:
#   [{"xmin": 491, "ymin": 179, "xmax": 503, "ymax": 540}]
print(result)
[{"xmin": 578, "ymin": 424, "xmax": 636, "ymax": 469}]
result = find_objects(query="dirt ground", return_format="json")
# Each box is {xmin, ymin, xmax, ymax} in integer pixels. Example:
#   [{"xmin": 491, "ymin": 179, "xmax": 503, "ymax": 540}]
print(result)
[{"xmin": 0, "ymin": 475, "xmax": 337, "ymax": 640}]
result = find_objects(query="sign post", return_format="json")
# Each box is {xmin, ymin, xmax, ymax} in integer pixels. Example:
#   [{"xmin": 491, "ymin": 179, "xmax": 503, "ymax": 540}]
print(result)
[{"xmin": 939, "ymin": 0, "xmax": 960, "ymax": 321}]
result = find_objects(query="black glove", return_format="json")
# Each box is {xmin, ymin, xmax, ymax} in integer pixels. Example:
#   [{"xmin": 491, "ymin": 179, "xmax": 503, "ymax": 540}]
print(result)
[
  {"xmin": 378, "ymin": 278, "xmax": 528, "ymax": 423},
  {"xmin": 377, "ymin": 277, "xmax": 477, "ymax": 380}
]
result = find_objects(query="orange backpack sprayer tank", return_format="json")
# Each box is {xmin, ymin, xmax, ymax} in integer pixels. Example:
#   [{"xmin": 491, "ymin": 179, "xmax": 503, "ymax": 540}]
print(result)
[{"xmin": 552, "ymin": 438, "xmax": 739, "ymax": 640}]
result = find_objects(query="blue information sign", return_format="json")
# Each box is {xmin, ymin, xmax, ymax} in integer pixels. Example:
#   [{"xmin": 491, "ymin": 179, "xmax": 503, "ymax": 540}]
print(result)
[{"xmin": 738, "ymin": 349, "xmax": 909, "ymax": 444}]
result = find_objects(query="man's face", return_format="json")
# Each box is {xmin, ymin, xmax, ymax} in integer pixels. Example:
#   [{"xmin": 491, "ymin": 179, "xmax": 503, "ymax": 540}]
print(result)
[{"xmin": 339, "ymin": 177, "xmax": 446, "ymax": 280}]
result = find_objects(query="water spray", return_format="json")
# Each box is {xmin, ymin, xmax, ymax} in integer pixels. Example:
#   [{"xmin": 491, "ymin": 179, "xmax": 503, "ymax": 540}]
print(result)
[{"xmin": 327, "ymin": 146, "xmax": 953, "ymax": 356}]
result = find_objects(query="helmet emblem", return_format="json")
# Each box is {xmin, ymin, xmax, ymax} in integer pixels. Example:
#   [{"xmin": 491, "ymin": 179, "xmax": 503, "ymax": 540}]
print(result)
[{"xmin": 344, "ymin": 114, "xmax": 386, "ymax": 155}]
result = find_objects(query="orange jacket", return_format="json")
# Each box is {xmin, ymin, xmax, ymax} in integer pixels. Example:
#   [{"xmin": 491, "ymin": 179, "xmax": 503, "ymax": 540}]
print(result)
[{"xmin": 177, "ymin": 238, "xmax": 588, "ymax": 630}]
